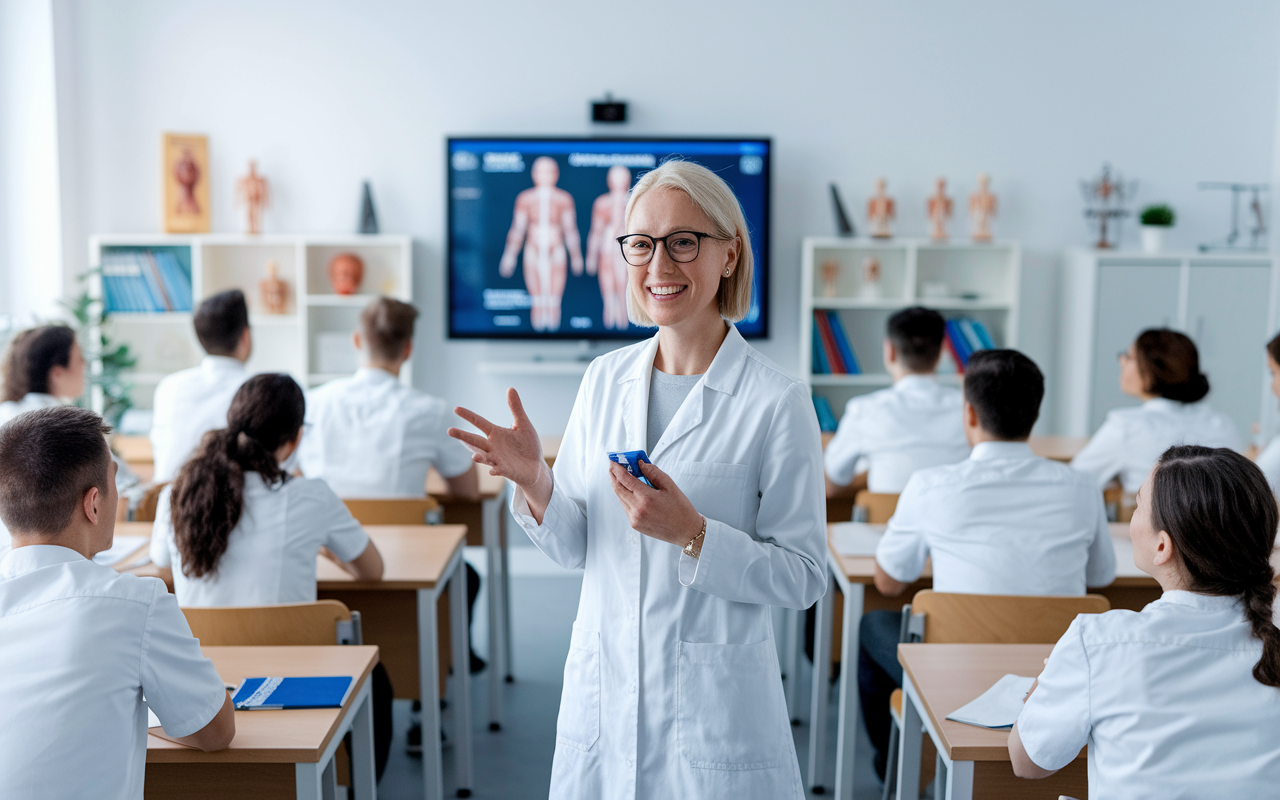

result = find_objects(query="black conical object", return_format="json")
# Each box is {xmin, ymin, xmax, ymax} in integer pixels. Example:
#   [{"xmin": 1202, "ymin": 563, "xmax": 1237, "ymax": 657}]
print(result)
[{"xmin": 359, "ymin": 180, "xmax": 379, "ymax": 234}]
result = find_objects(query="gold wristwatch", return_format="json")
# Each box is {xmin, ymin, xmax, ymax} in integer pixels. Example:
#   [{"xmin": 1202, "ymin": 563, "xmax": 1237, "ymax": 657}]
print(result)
[{"xmin": 683, "ymin": 515, "xmax": 707, "ymax": 559}]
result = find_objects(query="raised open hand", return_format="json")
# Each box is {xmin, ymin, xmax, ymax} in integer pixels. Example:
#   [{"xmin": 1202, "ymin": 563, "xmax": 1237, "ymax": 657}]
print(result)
[{"xmin": 449, "ymin": 388, "xmax": 551, "ymax": 508}]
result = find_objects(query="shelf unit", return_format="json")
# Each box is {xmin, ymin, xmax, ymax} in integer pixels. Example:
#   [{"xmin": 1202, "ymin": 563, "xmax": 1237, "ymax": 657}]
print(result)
[
  {"xmin": 87, "ymin": 233, "xmax": 413, "ymax": 410},
  {"xmin": 800, "ymin": 237, "xmax": 1021, "ymax": 425}
]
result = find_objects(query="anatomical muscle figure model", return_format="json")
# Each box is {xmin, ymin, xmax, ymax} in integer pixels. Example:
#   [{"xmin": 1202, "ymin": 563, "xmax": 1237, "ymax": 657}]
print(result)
[
  {"xmin": 500, "ymin": 156, "xmax": 584, "ymax": 332},
  {"xmin": 586, "ymin": 165, "xmax": 633, "ymax": 330}
]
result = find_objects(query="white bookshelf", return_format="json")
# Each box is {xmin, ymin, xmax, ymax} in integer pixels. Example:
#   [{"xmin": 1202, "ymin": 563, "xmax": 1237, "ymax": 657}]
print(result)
[
  {"xmin": 800, "ymin": 237, "xmax": 1021, "ymax": 425},
  {"xmin": 87, "ymin": 233, "xmax": 413, "ymax": 410}
]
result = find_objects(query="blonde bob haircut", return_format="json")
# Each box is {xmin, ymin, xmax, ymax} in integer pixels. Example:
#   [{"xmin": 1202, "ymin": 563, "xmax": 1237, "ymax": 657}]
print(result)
[{"xmin": 623, "ymin": 160, "xmax": 754, "ymax": 326}]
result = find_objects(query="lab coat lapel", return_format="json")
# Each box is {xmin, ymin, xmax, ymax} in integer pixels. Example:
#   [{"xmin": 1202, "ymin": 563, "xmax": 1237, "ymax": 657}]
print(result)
[
  {"xmin": 618, "ymin": 332, "xmax": 661, "ymax": 451},
  {"xmin": 649, "ymin": 324, "xmax": 749, "ymax": 462}
]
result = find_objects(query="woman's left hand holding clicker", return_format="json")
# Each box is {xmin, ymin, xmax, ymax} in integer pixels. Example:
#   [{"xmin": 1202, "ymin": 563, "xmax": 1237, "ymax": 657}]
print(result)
[{"xmin": 609, "ymin": 460, "xmax": 702, "ymax": 546}]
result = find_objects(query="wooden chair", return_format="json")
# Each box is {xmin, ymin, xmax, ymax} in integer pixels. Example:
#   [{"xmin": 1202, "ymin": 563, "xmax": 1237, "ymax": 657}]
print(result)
[
  {"xmin": 1102, "ymin": 484, "xmax": 1135, "ymax": 523},
  {"xmin": 343, "ymin": 497, "xmax": 440, "ymax": 526},
  {"xmin": 853, "ymin": 491, "xmax": 899, "ymax": 524},
  {"xmin": 182, "ymin": 599, "xmax": 361, "ymax": 647},
  {"xmin": 133, "ymin": 482, "xmax": 171, "ymax": 523},
  {"xmin": 882, "ymin": 591, "xmax": 1110, "ymax": 800}
]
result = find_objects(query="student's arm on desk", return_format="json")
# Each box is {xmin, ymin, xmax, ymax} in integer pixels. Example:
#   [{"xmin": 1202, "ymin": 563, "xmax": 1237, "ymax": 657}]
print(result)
[
  {"xmin": 825, "ymin": 470, "xmax": 868, "ymax": 499},
  {"xmin": 873, "ymin": 562, "xmax": 912, "ymax": 597},
  {"xmin": 445, "ymin": 465, "xmax": 480, "ymax": 501},
  {"xmin": 1008, "ymin": 723, "xmax": 1057, "ymax": 779},
  {"xmin": 172, "ymin": 692, "xmax": 236, "ymax": 751},
  {"xmin": 321, "ymin": 541, "xmax": 384, "ymax": 581}
]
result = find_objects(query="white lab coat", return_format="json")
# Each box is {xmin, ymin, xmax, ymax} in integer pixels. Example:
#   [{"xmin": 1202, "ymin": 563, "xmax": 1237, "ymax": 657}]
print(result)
[{"xmin": 511, "ymin": 325, "xmax": 827, "ymax": 800}]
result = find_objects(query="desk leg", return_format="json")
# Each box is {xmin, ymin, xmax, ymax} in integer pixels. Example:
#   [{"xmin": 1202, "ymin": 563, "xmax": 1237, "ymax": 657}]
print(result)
[
  {"xmin": 295, "ymin": 762, "xmax": 323, "ymax": 800},
  {"xmin": 944, "ymin": 760, "xmax": 972, "ymax": 800},
  {"xmin": 450, "ymin": 556, "xmax": 475, "ymax": 797},
  {"xmin": 896, "ymin": 676, "xmax": 923, "ymax": 800},
  {"xmin": 350, "ymin": 683, "xmax": 377, "ymax": 800},
  {"xmin": 833, "ymin": 583, "xmax": 864, "ymax": 800},
  {"xmin": 419, "ymin": 587, "xmax": 445, "ymax": 800},
  {"xmin": 807, "ymin": 572, "xmax": 834, "ymax": 793},
  {"xmin": 321, "ymin": 757, "xmax": 337, "ymax": 800},
  {"xmin": 782, "ymin": 608, "xmax": 801, "ymax": 723},
  {"xmin": 499, "ymin": 496, "xmax": 514, "ymax": 683},
  {"xmin": 482, "ymin": 496, "xmax": 504, "ymax": 731}
]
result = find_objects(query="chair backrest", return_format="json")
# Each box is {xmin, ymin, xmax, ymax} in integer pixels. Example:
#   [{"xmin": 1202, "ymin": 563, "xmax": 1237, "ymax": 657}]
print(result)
[
  {"xmin": 183, "ymin": 600, "xmax": 360, "ymax": 646},
  {"xmin": 854, "ymin": 491, "xmax": 900, "ymax": 524},
  {"xmin": 343, "ymin": 497, "xmax": 440, "ymax": 525},
  {"xmin": 134, "ymin": 482, "xmax": 171, "ymax": 523},
  {"xmin": 910, "ymin": 590, "xmax": 1110, "ymax": 644}
]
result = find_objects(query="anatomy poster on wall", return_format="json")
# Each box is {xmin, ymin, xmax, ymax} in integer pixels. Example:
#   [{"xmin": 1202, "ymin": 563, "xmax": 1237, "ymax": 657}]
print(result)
[
  {"xmin": 163, "ymin": 132, "xmax": 210, "ymax": 233},
  {"xmin": 447, "ymin": 138, "xmax": 770, "ymax": 339}
]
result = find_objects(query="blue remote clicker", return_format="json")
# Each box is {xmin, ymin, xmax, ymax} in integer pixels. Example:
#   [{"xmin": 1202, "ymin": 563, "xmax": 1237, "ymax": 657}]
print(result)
[{"xmin": 606, "ymin": 449, "xmax": 654, "ymax": 487}]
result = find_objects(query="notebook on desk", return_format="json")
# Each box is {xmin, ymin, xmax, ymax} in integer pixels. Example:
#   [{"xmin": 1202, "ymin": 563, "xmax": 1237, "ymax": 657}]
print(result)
[
  {"xmin": 231, "ymin": 676, "xmax": 354, "ymax": 710},
  {"xmin": 830, "ymin": 522, "xmax": 886, "ymax": 557}
]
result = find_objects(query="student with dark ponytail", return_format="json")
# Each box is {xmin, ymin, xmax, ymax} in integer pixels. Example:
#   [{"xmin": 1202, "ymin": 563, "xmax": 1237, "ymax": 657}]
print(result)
[
  {"xmin": 150, "ymin": 373, "xmax": 383, "ymax": 604},
  {"xmin": 1011, "ymin": 445, "xmax": 1280, "ymax": 796},
  {"xmin": 1072, "ymin": 328, "xmax": 1241, "ymax": 494}
]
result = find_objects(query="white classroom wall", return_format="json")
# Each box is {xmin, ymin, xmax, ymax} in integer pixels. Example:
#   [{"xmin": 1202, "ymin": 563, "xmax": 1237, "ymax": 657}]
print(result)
[{"xmin": 17, "ymin": 0, "xmax": 1280, "ymax": 433}]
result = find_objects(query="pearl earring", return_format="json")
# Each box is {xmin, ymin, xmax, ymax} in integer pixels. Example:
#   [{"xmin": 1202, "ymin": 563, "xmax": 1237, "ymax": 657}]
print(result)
[{"xmin": 724, "ymin": 268, "xmax": 731, "ymax": 277}]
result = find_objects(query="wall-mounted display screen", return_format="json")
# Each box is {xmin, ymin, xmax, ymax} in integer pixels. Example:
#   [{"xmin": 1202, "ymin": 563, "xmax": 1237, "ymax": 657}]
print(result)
[{"xmin": 447, "ymin": 137, "xmax": 770, "ymax": 339}]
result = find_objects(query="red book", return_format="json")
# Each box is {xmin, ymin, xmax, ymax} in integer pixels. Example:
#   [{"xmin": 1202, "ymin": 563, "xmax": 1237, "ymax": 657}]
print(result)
[
  {"xmin": 814, "ymin": 311, "xmax": 846, "ymax": 374},
  {"xmin": 943, "ymin": 331, "xmax": 965, "ymax": 375}
]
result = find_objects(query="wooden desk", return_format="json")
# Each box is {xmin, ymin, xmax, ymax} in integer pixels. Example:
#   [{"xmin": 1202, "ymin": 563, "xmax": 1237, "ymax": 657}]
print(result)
[
  {"xmin": 114, "ymin": 433, "xmax": 155, "ymax": 483},
  {"xmin": 806, "ymin": 521, "xmax": 1160, "ymax": 798},
  {"xmin": 540, "ymin": 435, "xmax": 561, "ymax": 466},
  {"xmin": 1028, "ymin": 435, "xmax": 1089, "ymax": 463},
  {"xmin": 426, "ymin": 467, "xmax": 513, "ymax": 731},
  {"xmin": 146, "ymin": 645, "xmax": 379, "ymax": 800},
  {"xmin": 897, "ymin": 643, "xmax": 1087, "ymax": 800},
  {"xmin": 317, "ymin": 525, "xmax": 473, "ymax": 800}
]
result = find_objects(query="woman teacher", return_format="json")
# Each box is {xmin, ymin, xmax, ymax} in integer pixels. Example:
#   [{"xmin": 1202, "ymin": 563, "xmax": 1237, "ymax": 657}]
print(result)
[{"xmin": 450, "ymin": 161, "xmax": 826, "ymax": 797}]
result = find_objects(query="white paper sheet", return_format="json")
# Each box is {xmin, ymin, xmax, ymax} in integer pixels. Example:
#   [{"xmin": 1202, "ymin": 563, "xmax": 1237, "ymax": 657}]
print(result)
[
  {"xmin": 830, "ymin": 522, "xmax": 886, "ymax": 557},
  {"xmin": 93, "ymin": 535, "xmax": 149, "ymax": 567},
  {"xmin": 147, "ymin": 707, "xmax": 161, "ymax": 729},
  {"xmin": 944, "ymin": 673, "xmax": 1036, "ymax": 729}
]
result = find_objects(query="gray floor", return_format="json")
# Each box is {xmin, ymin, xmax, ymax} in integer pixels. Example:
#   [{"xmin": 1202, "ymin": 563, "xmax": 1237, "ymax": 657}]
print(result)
[{"xmin": 374, "ymin": 536, "xmax": 883, "ymax": 799}]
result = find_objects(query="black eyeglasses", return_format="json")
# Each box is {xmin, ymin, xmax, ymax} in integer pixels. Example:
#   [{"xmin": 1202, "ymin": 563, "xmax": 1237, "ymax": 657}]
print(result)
[{"xmin": 615, "ymin": 231, "xmax": 730, "ymax": 267}]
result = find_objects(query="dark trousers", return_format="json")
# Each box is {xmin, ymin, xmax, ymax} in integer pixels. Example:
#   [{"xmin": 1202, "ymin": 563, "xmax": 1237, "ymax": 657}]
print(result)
[{"xmin": 858, "ymin": 610, "xmax": 904, "ymax": 780}]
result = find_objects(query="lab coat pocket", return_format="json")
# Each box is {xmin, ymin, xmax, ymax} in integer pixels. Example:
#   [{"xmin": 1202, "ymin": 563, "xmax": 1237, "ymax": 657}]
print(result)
[
  {"xmin": 556, "ymin": 624, "xmax": 601, "ymax": 752},
  {"xmin": 677, "ymin": 639, "xmax": 786, "ymax": 770},
  {"xmin": 665, "ymin": 461, "xmax": 751, "ymax": 532}
]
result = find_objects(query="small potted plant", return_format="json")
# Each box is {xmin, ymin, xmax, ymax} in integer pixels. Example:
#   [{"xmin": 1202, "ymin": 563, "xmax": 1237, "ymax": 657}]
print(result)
[{"xmin": 1139, "ymin": 204, "xmax": 1175, "ymax": 254}]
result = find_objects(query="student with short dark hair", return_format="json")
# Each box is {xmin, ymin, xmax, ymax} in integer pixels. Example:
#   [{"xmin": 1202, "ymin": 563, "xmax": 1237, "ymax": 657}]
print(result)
[
  {"xmin": 150, "ymin": 289, "xmax": 253, "ymax": 482},
  {"xmin": 1012, "ymin": 445, "xmax": 1280, "ymax": 795},
  {"xmin": 824, "ymin": 307, "xmax": 969, "ymax": 495},
  {"xmin": 0, "ymin": 407, "xmax": 234, "ymax": 798},
  {"xmin": 1072, "ymin": 328, "xmax": 1240, "ymax": 493},
  {"xmin": 858, "ymin": 349, "xmax": 1116, "ymax": 779}
]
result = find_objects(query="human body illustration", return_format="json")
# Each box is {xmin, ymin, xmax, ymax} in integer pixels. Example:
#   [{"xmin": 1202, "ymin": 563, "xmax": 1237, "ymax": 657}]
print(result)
[
  {"xmin": 586, "ymin": 165, "xmax": 633, "ymax": 330},
  {"xmin": 499, "ymin": 157, "xmax": 583, "ymax": 331}
]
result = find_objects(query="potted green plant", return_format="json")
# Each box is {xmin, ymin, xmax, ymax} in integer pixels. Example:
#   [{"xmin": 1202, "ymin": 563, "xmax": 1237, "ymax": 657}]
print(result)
[
  {"xmin": 62, "ymin": 269, "xmax": 136, "ymax": 427},
  {"xmin": 1139, "ymin": 204, "xmax": 1175, "ymax": 254}
]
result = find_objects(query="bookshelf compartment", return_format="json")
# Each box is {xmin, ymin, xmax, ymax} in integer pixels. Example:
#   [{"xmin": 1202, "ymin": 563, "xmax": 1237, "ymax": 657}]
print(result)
[
  {"xmin": 306, "ymin": 305, "xmax": 361, "ymax": 378},
  {"xmin": 201, "ymin": 243, "xmax": 300, "ymax": 315},
  {"xmin": 305, "ymin": 243, "xmax": 409, "ymax": 300},
  {"xmin": 810, "ymin": 244, "xmax": 909, "ymax": 302},
  {"xmin": 915, "ymin": 245, "xmax": 1016, "ymax": 303}
]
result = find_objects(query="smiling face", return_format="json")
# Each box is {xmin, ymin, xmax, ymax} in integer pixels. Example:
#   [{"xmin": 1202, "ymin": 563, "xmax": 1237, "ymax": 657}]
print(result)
[{"xmin": 625, "ymin": 188, "xmax": 739, "ymax": 331}]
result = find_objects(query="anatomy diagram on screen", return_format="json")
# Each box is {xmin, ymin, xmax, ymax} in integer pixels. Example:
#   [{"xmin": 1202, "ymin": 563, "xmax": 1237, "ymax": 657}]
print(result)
[
  {"xmin": 586, "ymin": 165, "xmax": 633, "ymax": 330},
  {"xmin": 499, "ymin": 157, "xmax": 584, "ymax": 331}
]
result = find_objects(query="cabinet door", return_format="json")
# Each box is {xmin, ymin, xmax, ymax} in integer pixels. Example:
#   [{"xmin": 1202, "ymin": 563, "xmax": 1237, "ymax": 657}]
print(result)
[
  {"xmin": 1186, "ymin": 263, "xmax": 1272, "ymax": 438},
  {"xmin": 1091, "ymin": 263, "xmax": 1181, "ymax": 432}
]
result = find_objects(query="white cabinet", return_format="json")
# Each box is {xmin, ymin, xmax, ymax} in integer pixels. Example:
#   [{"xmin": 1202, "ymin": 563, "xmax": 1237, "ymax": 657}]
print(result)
[{"xmin": 1058, "ymin": 249, "xmax": 1278, "ymax": 438}]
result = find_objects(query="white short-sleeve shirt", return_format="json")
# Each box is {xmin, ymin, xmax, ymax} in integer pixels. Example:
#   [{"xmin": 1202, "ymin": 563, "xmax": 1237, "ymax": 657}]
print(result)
[
  {"xmin": 1071, "ymin": 397, "xmax": 1242, "ymax": 493},
  {"xmin": 151, "ymin": 473, "xmax": 369, "ymax": 606},
  {"xmin": 823, "ymin": 375, "xmax": 970, "ymax": 493},
  {"xmin": 1017, "ymin": 591, "xmax": 1280, "ymax": 800},
  {"xmin": 876, "ymin": 441, "xmax": 1116, "ymax": 593},
  {"xmin": 150, "ymin": 356, "xmax": 248, "ymax": 483},
  {"xmin": 0, "ymin": 545, "xmax": 226, "ymax": 800},
  {"xmin": 299, "ymin": 367, "xmax": 474, "ymax": 498}
]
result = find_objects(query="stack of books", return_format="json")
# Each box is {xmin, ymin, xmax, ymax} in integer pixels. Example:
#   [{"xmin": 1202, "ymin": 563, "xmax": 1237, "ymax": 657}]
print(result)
[
  {"xmin": 812, "ymin": 310, "xmax": 861, "ymax": 375},
  {"xmin": 943, "ymin": 318, "xmax": 997, "ymax": 373},
  {"xmin": 100, "ymin": 250, "xmax": 193, "ymax": 313}
]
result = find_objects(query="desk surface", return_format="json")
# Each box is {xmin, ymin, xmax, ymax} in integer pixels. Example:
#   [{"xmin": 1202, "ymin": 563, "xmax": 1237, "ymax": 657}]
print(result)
[
  {"xmin": 426, "ymin": 467, "xmax": 505, "ymax": 501},
  {"xmin": 147, "ymin": 645, "xmax": 378, "ymax": 763},
  {"xmin": 316, "ymin": 525, "xmax": 467, "ymax": 590},
  {"xmin": 114, "ymin": 434, "xmax": 153, "ymax": 464},
  {"xmin": 899, "ymin": 642, "xmax": 1054, "ymax": 762}
]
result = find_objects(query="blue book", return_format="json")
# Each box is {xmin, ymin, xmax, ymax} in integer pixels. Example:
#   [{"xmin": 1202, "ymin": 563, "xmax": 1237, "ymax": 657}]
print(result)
[
  {"xmin": 946, "ymin": 320, "xmax": 972, "ymax": 365},
  {"xmin": 812, "ymin": 317, "xmax": 830, "ymax": 374},
  {"xmin": 826, "ymin": 311, "xmax": 861, "ymax": 374},
  {"xmin": 957, "ymin": 319, "xmax": 985, "ymax": 355},
  {"xmin": 970, "ymin": 319, "xmax": 997, "ymax": 349},
  {"xmin": 813, "ymin": 394, "xmax": 839, "ymax": 432},
  {"xmin": 156, "ymin": 252, "xmax": 193, "ymax": 311},
  {"xmin": 232, "ymin": 676, "xmax": 354, "ymax": 710},
  {"xmin": 137, "ymin": 252, "xmax": 173, "ymax": 311}
]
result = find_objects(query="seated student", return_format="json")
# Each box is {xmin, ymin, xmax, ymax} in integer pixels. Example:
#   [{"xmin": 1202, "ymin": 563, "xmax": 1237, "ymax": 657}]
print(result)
[
  {"xmin": 1012, "ymin": 445, "xmax": 1280, "ymax": 796},
  {"xmin": 299, "ymin": 296, "xmax": 478, "ymax": 499},
  {"xmin": 860, "ymin": 349, "xmax": 1116, "ymax": 779},
  {"xmin": 0, "ymin": 407, "xmax": 233, "ymax": 798},
  {"xmin": 1072, "ymin": 328, "xmax": 1241, "ymax": 493},
  {"xmin": 824, "ymin": 306, "xmax": 969, "ymax": 495},
  {"xmin": 1252, "ymin": 332, "xmax": 1280, "ymax": 492},
  {"xmin": 150, "ymin": 289, "xmax": 253, "ymax": 483}
]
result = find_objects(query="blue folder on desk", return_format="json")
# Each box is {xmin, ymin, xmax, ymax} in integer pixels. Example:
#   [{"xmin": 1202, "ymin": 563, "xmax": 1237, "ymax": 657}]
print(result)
[{"xmin": 232, "ymin": 676, "xmax": 354, "ymax": 710}]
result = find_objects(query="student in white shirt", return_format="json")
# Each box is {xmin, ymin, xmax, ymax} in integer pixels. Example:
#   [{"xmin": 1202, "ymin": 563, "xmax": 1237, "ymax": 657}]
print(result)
[
  {"xmin": 0, "ymin": 406, "xmax": 233, "ymax": 799},
  {"xmin": 1072, "ymin": 328, "xmax": 1241, "ymax": 493},
  {"xmin": 150, "ymin": 289, "xmax": 253, "ymax": 482},
  {"xmin": 824, "ymin": 306, "xmax": 969, "ymax": 495},
  {"xmin": 300, "ymin": 296, "xmax": 478, "ymax": 499},
  {"xmin": 1251, "ymin": 332, "xmax": 1280, "ymax": 492},
  {"xmin": 1012, "ymin": 445, "xmax": 1280, "ymax": 798},
  {"xmin": 860, "ymin": 349, "xmax": 1116, "ymax": 780}
]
